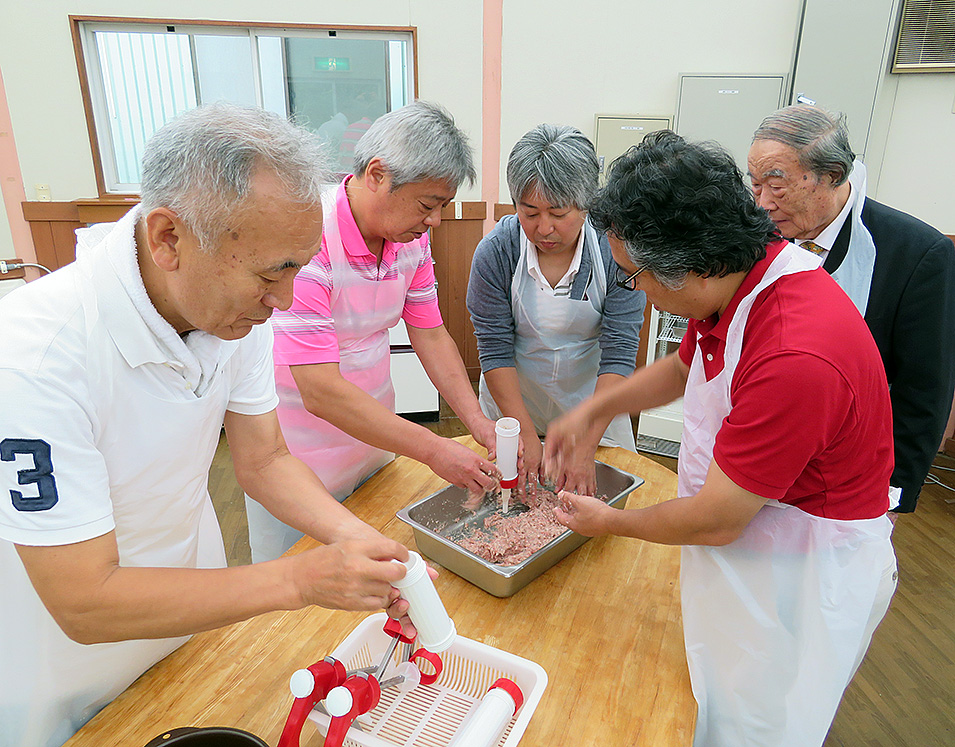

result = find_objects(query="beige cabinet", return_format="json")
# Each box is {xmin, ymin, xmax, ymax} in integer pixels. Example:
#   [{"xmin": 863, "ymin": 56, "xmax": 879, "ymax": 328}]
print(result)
[{"xmin": 594, "ymin": 115, "xmax": 672, "ymax": 183}]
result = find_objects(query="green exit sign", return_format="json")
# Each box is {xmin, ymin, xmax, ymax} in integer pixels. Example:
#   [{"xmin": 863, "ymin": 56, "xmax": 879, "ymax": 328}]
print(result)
[{"xmin": 315, "ymin": 57, "xmax": 350, "ymax": 72}]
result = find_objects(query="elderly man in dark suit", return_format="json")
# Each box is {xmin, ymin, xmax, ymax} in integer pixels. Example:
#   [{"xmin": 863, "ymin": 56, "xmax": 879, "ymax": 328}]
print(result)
[{"xmin": 748, "ymin": 104, "xmax": 955, "ymax": 514}]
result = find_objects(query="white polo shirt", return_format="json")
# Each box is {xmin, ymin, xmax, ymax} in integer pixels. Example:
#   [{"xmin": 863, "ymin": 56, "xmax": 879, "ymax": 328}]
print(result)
[{"xmin": 0, "ymin": 207, "xmax": 279, "ymax": 747}]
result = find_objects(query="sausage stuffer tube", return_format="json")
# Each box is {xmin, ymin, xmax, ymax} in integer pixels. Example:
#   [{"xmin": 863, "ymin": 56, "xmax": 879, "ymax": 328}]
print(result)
[
  {"xmin": 495, "ymin": 417, "xmax": 520, "ymax": 513},
  {"xmin": 392, "ymin": 551, "xmax": 456, "ymax": 653},
  {"xmin": 449, "ymin": 677, "xmax": 524, "ymax": 747}
]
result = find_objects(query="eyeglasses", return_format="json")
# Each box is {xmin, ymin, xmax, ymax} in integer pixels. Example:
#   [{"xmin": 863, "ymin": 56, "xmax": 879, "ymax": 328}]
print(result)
[{"xmin": 615, "ymin": 265, "xmax": 646, "ymax": 291}]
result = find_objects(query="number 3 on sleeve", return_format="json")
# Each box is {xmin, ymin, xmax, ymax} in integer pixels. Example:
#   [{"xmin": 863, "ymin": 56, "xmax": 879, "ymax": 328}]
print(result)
[{"xmin": 1, "ymin": 438, "xmax": 59, "ymax": 511}]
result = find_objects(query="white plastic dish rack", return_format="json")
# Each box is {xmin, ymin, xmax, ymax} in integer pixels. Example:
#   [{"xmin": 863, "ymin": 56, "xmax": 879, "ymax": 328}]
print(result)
[{"xmin": 307, "ymin": 612, "xmax": 547, "ymax": 747}]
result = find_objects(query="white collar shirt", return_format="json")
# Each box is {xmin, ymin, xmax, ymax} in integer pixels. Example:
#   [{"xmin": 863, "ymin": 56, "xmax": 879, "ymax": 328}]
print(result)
[
  {"xmin": 524, "ymin": 226, "xmax": 585, "ymax": 297},
  {"xmin": 801, "ymin": 181, "xmax": 855, "ymax": 260}
]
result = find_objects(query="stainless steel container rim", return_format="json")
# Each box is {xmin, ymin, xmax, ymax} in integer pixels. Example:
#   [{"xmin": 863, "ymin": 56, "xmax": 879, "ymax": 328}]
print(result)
[
  {"xmin": 396, "ymin": 502, "xmax": 526, "ymax": 577},
  {"xmin": 395, "ymin": 461, "xmax": 643, "ymax": 576}
]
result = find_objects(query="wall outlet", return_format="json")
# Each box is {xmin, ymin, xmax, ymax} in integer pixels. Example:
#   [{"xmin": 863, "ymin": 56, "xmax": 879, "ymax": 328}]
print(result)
[
  {"xmin": 0, "ymin": 258, "xmax": 26, "ymax": 279},
  {"xmin": 34, "ymin": 184, "xmax": 51, "ymax": 201}
]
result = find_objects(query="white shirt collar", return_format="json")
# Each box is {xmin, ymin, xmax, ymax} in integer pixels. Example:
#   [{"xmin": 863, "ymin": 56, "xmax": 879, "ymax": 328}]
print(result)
[
  {"xmin": 524, "ymin": 226, "xmax": 585, "ymax": 293},
  {"xmin": 803, "ymin": 180, "xmax": 856, "ymax": 256},
  {"xmin": 87, "ymin": 206, "xmax": 229, "ymax": 394}
]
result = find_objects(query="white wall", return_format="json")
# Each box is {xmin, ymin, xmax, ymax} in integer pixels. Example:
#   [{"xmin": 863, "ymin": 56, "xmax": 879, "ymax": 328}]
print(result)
[
  {"xmin": 876, "ymin": 73, "xmax": 955, "ymax": 233},
  {"xmin": 499, "ymin": 0, "xmax": 803, "ymax": 200},
  {"xmin": 1, "ymin": 1, "xmax": 952, "ymax": 238}
]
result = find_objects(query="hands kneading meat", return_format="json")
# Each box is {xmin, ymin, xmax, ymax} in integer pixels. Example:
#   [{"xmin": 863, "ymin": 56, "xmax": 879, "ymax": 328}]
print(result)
[{"xmin": 459, "ymin": 478, "xmax": 608, "ymax": 565}]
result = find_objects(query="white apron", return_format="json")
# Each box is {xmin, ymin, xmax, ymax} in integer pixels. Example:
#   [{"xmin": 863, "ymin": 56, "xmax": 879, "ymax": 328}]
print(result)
[
  {"xmin": 678, "ymin": 243, "xmax": 897, "ymax": 747},
  {"xmin": 478, "ymin": 224, "xmax": 635, "ymax": 449},
  {"xmin": 824, "ymin": 162, "xmax": 900, "ymax": 510},
  {"xmin": 830, "ymin": 160, "xmax": 877, "ymax": 315},
  {"xmin": 247, "ymin": 188, "xmax": 410, "ymax": 562}
]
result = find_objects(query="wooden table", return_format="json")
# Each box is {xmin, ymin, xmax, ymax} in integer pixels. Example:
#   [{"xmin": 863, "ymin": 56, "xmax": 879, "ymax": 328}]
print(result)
[{"xmin": 64, "ymin": 439, "xmax": 694, "ymax": 746}]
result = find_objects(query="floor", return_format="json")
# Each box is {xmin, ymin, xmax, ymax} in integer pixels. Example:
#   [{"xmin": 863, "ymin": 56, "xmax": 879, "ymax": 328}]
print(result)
[{"xmin": 209, "ymin": 404, "xmax": 955, "ymax": 746}]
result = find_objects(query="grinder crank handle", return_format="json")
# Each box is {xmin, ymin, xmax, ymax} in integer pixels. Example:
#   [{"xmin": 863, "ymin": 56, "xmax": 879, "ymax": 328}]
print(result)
[
  {"xmin": 373, "ymin": 616, "xmax": 416, "ymax": 679},
  {"xmin": 276, "ymin": 657, "xmax": 347, "ymax": 747},
  {"xmin": 409, "ymin": 648, "xmax": 443, "ymax": 685},
  {"xmin": 323, "ymin": 672, "xmax": 381, "ymax": 747}
]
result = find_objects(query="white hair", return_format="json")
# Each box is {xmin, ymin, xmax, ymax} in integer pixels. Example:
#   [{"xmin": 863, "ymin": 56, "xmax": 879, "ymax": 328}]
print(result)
[
  {"xmin": 752, "ymin": 104, "xmax": 856, "ymax": 186},
  {"xmin": 352, "ymin": 100, "xmax": 476, "ymax": 190},
  {"xmin": 140, "ymin": 102, "xmax": 332, "ymax": 250},
  {"xmin": 506, "ymin": 124, "xmax": 599, "ymax": 209}
]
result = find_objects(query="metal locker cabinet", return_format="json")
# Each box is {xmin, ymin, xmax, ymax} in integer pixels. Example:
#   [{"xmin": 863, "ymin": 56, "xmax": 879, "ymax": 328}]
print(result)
[
  {"xmin": 675, "ymin": 74, "xmax": 787, "ymax": 169},
  {"xmin": 789, "ymin": 0, "xmax": 897, "ymax": 160}
]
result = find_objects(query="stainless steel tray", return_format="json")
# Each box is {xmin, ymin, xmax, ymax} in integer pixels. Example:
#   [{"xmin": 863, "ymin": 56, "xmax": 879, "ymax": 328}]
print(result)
[{"xmin": 396, "ymin": 462, "xmax": 643, "ymax": 597}]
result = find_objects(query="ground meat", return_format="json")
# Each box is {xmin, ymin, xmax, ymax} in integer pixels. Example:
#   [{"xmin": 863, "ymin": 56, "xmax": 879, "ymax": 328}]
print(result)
[{"xmin": 456, "ymin": 487, "xmax": 607, "ymax": 566}]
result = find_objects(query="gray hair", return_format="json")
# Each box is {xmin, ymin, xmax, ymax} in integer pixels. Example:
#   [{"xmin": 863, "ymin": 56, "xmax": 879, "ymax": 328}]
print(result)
[
  {"xmin": 140, "ymin": 102, "xmax": 332, "ymax": 251},
  {"xmin": 506, "ymin": 124, "xmax": 599, "ymax": 210},
  {"xmin": 752, "ymin": 104, "xmax": 855, "ymax": 186},
  {"xmin": 352, "ymin": 100, "xmax": 476, "ymax": 190}
]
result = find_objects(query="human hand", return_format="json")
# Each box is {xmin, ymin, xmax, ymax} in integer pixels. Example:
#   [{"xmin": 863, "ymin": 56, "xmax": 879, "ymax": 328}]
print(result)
[
  {"xmin": 542, "ymin": 409, "xmax": 601, "ymax": 492},
  {"xmin": 515, "ymin": 436, "xmax": 543, "ymax": 502},
  {"xmin": 292, "ymin": 538, "xmax": 409, "ymax": 611},
  {"xmin": 469, "ymin": 414, "xmax": 499, "ymax": 460},
  {"xmin": 430, "ymin": 438, "xmax": 501, "ymax": 493},
  {"xmin": 557, "ymin": 457, "xmax": 598, "ymax": 497},
  {"xmin": 541, "ymin": 436, "xmax": 597, "ymax": 495},
  {"xmin": 464, "ymin": 483, "xmax": 495, "ymax": 512},
  {"xmin": 385, "ymin": 563, "xmax": 440, "ymax": 639},
  {"xmin": 522, "ymin": 435, "xmax": 543, "ymax": 478},
  {"xmin": 553, "ymin": 490, "xmax": 615, "ymax": 537}
]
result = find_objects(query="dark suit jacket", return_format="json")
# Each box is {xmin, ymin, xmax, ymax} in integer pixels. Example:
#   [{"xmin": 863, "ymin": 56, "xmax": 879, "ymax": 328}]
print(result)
[{"xmin": 825, "ymin": 198, "xmax": 955, "ymax": 511}]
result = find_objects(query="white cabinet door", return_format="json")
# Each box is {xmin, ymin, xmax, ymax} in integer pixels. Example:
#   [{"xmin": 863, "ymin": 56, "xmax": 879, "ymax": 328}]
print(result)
[
  {"xmin": 790, "ymin": 0, "xmax": 898, "ymax": 159},
  {"xmin": 391, "ymin": 350, "xmax": 439, "ymax": 416},
  {"xmin": 637, "ymin": 306, "xmax": 687, "ymax": 445}
]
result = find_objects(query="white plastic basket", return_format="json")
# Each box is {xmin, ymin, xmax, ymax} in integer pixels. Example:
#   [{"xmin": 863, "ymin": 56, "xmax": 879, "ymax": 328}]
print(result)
[{"xmin": 307, "ymin": 613, "xmax": 547, "ymax": 747}]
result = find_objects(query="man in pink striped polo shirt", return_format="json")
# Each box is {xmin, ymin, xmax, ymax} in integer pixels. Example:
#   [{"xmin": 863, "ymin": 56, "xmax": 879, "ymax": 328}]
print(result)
[{"xmin": 248, "ymin": 101, "xmax": 501, "ymax": 561}]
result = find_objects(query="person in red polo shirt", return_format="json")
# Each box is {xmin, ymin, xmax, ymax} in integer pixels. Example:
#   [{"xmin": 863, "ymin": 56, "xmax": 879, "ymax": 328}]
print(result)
[{"xmin": 543, "ymin": 131, "xmax": 897, "ymax": 747}]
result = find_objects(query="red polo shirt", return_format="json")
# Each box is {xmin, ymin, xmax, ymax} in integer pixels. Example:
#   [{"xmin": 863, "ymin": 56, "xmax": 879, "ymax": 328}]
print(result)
[{"xmin": 678, "ymin": 241, "xmax": 893, "ymax": 519}]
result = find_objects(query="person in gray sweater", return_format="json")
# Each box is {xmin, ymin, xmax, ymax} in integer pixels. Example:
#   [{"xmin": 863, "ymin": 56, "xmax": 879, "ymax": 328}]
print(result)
[{"xmin": 467, "ymin": 124, "xmax": 646, "ymax": 494}]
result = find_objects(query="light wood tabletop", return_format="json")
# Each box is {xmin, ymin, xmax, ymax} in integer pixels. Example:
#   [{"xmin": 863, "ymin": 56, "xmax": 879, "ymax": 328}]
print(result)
[{"xmin": 64, "ymin": 438, "xmax": 694, "ymax": 746}]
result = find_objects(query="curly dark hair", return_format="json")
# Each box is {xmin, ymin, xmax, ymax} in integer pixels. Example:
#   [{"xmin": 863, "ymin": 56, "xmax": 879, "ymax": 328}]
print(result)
[{"xmin": 590, "ymin": 130, "xmax": 779, "ymax": 289}]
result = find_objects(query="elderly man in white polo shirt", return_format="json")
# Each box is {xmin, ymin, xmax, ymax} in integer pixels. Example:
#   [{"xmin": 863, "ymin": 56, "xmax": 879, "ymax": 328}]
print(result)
[{"xmin": 0, "ymin": 104, "xmax": 415, "ymax": 747}]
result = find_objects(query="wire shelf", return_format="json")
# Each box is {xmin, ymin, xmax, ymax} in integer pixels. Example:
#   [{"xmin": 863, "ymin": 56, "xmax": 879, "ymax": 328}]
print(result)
[
  {"xmin": 635, "ymin": 434, "xmax": 681, "ymax": 459},
  {"xmin": 658, "ymin": 312, "xmax": 689, "ymax": 344}
]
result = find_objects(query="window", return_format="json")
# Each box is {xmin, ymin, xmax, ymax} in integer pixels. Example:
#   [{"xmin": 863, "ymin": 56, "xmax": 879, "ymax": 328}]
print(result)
[{"xmin": 71, "ymin": 17, "xmax": 417, "ymax": 194}]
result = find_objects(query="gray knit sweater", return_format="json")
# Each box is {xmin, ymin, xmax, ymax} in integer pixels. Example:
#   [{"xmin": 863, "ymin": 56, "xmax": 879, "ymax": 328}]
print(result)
[{"xmin": 466, "ymin": 214, "xmax": 645, "ymax": 377}]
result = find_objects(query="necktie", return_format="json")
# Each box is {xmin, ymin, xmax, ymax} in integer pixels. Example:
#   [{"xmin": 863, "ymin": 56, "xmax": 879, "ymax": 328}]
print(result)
[{"xmin": 800, "ymin": 240, "xmax": 825, "ymax": 255}]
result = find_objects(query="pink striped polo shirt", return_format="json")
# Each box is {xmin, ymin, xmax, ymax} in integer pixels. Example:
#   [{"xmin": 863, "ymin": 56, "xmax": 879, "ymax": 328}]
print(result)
[{"xmin": 272, "ymin": 177, "xmax": 442, "ymax": 366}]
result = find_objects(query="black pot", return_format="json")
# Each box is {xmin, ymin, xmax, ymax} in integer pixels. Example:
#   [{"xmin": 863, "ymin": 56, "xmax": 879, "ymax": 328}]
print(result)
[{"xmin": 143, "ymin": 726, "xmax": 269, "ymax": 746}]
